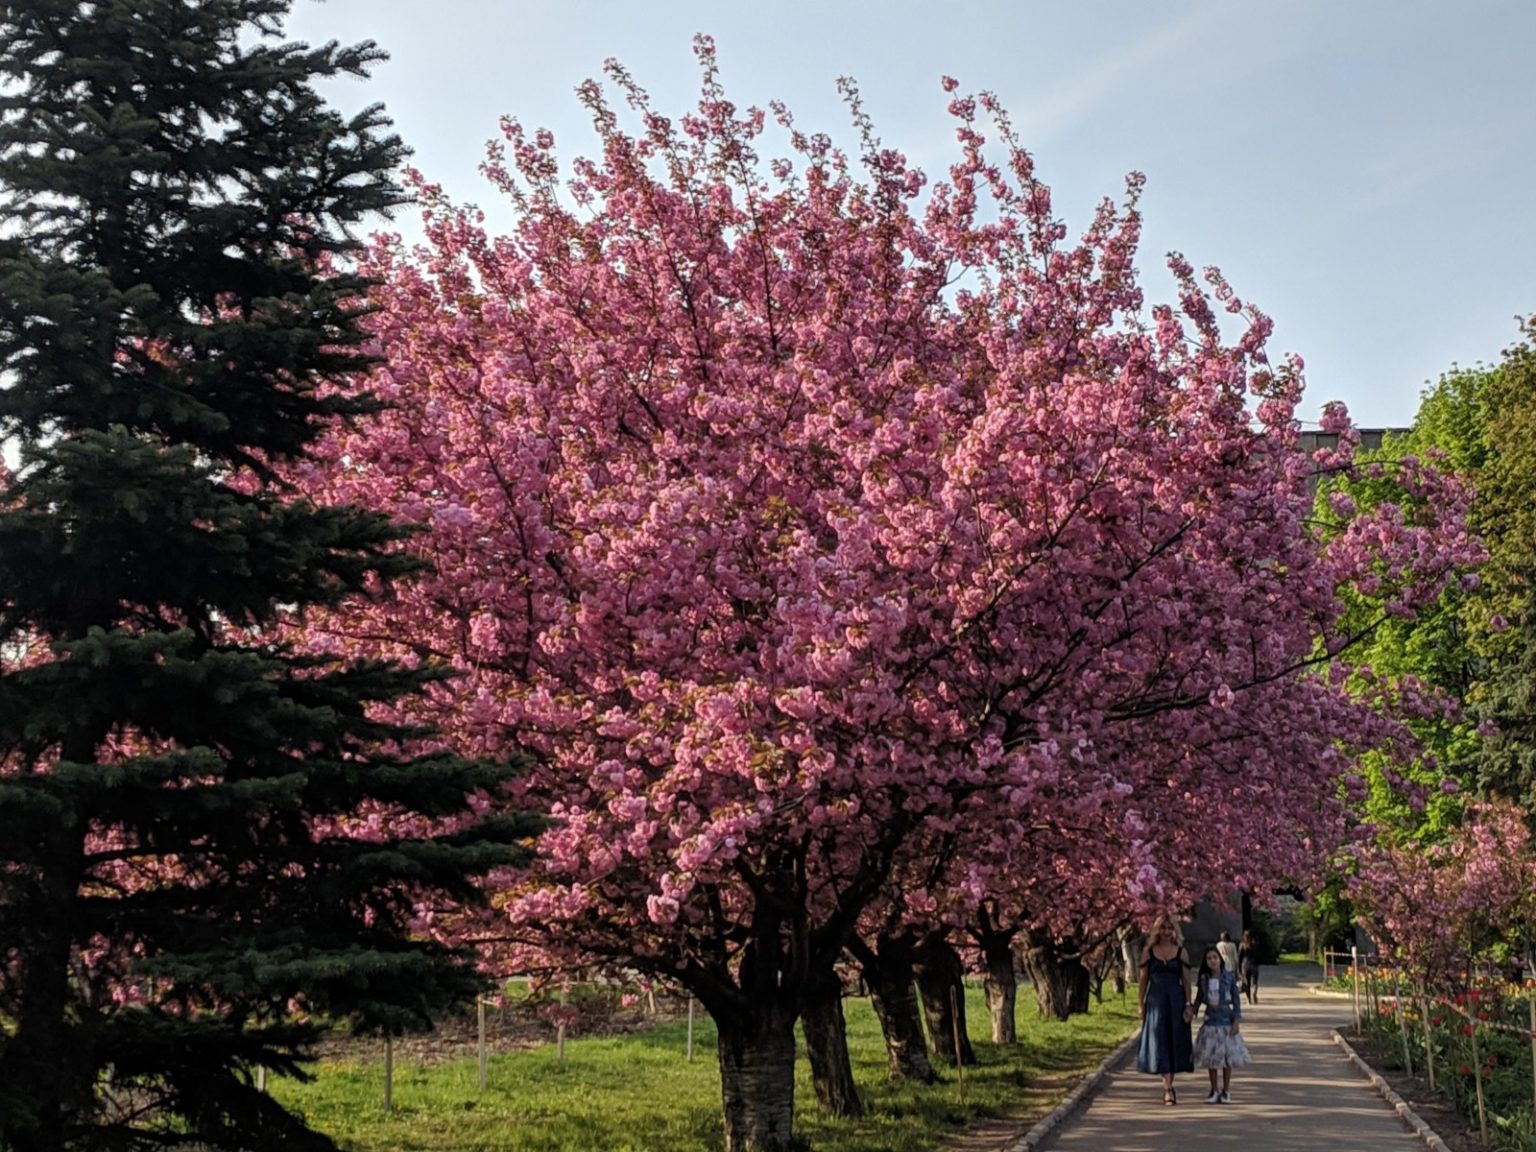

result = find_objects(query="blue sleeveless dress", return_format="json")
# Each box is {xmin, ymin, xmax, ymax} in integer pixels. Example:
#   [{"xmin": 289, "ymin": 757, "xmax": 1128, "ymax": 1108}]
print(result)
[{"xmin": 1137, "ymin": 951, "xmax": 1194, "ymax": 1074}]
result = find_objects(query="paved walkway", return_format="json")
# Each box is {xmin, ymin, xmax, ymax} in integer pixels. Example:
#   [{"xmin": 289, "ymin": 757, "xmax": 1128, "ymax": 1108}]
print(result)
[{"xmin": 1037, "ymin": 963, "xmax": 1423, "ymax": 1152}]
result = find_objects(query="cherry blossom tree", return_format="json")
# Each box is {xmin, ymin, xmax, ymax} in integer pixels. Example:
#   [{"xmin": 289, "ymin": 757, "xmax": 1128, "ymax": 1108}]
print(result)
[
  {"xmin": 299, "ymin": 41, "xmax": 1475, "ymax": 1151},
  {"xmin": 1352, "ymin": 802, "xmax": 1536, "ymax": 992}
]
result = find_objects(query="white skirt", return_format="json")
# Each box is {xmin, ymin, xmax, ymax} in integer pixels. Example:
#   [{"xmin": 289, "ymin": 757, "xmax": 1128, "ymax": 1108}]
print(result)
[{"xmin": 1194, "ymin": 1022, "xmax": 1251, "ymax": 1068}]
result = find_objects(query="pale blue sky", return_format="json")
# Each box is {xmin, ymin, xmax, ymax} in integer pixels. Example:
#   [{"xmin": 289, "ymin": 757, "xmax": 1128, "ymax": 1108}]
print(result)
[{"xmin": 287, "ymin": 0, "xmax": 1536, "ymax": 428}]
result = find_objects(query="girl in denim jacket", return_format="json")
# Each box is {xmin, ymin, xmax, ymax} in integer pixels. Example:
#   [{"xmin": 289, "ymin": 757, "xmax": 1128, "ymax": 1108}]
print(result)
[{"xmin": 1192, "ymin": 946, "xmax": 1249, "ymax": 1102}]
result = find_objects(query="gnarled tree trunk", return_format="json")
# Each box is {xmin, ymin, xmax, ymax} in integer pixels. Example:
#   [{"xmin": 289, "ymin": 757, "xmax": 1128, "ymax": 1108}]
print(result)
[
  {"xmin": 850, "ymin": 933, "xmax": 936, "ymax": 1083},
  {"xmin": 717, "ymin": 1000, "xmax": 799, "ymax": 1152},
  {"xmin": 1020, "ymin": 929, "xmax": 1090, "ymax": 1021},
  {"xmin": 914, "ymin": 933, "xmax": 976, "ymax": 1065},
  {"xmin": 973, "ymin": 907, "xmax": 1019, "ymax": 1044},
  {"xmin": 1118, "ymin": 924, "xmax": 1139, "ymax": 995},
  {"xmin": 800, "ymin": 966, "xmax": 862, "ymax": 1117}
]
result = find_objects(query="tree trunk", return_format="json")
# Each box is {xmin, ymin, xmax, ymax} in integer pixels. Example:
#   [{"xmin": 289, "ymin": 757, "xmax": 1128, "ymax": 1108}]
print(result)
[
  {"xmin": 852, "ymin": 934, "xmax": 936, "ymax": 1083},
  {"xmin": 979, "ymin": 932, "xmax": 1018, "ymax": 1045},
  {"xmin": 1118, "ymin": 926, "xmax": 1139, "ymax": 994},
  {"xmin": 914, "ymin": 934, "xmax": 976, "ymax": 1065},
  {"xmin": 1066, "ymin": 955, "xmax": 1091, "ymax": 1015},
  {"xmin": 717, "ymin": 1002, "xmax": 799, "ymax": 1152},
  {"xmin": 0, "ymin": 825, "xmax": 87, "ymax": 1152},
  {"xmin": 1020, "ymin": 930, "xmax": 1090, "ymax": 1021},
  {"xmin": 800, "ymin": 967, "xmax": 862, "ymax": 1117},
  {"xmin": 1112, "ymin": 927, "xmax": 1136, "ymax": 1001}
]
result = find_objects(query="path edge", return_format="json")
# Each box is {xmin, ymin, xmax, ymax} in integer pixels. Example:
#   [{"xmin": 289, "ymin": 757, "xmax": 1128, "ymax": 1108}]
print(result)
[
  {"xmin": 1005, "ymin": 1029, "xmax": 1139, "ymax": 1152},
  {"xmin": 1331, "ymin": 1029, "xmax": 1454, "ymax": 1152}
]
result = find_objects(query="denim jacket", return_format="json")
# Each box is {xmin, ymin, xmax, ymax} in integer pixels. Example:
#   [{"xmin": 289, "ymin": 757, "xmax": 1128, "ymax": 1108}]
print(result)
[{"xmin": 1192, "ymin": 970, "xmax": 1242, "ymax": 1027}]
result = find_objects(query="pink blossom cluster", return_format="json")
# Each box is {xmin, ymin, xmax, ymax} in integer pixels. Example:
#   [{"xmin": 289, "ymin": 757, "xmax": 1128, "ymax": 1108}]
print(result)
[{"xmin": 1352, "ymin": 803, "xmax": 1536, "ymax": 991}]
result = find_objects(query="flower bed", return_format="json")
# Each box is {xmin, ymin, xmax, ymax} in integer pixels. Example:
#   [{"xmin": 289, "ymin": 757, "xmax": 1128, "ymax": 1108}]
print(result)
[{"xmin": 1359, "ymin": 971, "xmax": 1536, "ymax": 1151}]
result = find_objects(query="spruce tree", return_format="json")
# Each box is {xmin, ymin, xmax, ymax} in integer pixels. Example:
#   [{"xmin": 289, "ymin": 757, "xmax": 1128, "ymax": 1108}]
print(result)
[{"xmin": 0, "ymin": 3, "xmax": 532, "ymax": 1149}]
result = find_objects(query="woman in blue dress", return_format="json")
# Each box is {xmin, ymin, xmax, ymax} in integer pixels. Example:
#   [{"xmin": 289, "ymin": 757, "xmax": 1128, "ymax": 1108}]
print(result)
[{"xmin": 1137, "ymin": 913, "xmax": 1194, "ymax": 1104}]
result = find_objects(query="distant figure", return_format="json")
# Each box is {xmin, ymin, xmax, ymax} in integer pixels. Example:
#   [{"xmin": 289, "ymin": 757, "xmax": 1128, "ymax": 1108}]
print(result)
[
  {"xmin": 1137, "ymin": 913, "xmax": 1194, "ymax": 1105},
  {"xmin": 1238, "ymin": 929, "xmax": 1260, "ymax": 1004},
  {"xmin": 1216, "ymin": 929, "xmax": 1240, "ymax": 976},
  {"xmin": 1192, "ymin": 945, "xmax": 1250, "ymax": 1101}
]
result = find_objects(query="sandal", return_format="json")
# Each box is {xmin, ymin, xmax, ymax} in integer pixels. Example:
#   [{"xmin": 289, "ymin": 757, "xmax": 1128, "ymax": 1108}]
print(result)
[{"xmin": 1163, "ymin": 1089, "xmax": 1175, "ymax": 1106}]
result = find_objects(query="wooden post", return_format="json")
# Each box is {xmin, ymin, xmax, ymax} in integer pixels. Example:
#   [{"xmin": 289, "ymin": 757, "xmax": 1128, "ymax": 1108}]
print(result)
[
  {"xmin": 557, "ymin": 985, "xmax": 568, "ymax": 1063},
  {"xmin": 686, "ymin": 997, "xmax": 696, "ymax": 1062},
  {"xmin": 1396, "ymin": 978, "xmax": 1414, "ymax": 1077},
  {"xmin": 1528, "ymin": 991, "xmax": 1535, "ymax": 1120},
  {"xmin": 1421, "ymin": 985, "xmax": 1435, "ymax": 1092},
  {"xmin": 478, "ymin": 997, "xmax": 488, "ymax": 1093},
  {"xmin": 383, "ymin": 1035, "xmax": 394, "ymax": 1114},
  {"xmin": 914, "ymin": 981, "xmax": 930, "ymax": 1051},
  {"xmin": 256, "ymin": 1066, "xmax": 266, "ymax": 1093},
  {"xmin": 1351, "ymin": 945, "xmax": 1361, "ymax": 1034},
  {"xmin": 1469, "ymin": 1014, "xmax": 1489, "ymax": 1146},
  {"xmin": 950, "ymin": 985, "xmax": 966, "ymax": 1104}
]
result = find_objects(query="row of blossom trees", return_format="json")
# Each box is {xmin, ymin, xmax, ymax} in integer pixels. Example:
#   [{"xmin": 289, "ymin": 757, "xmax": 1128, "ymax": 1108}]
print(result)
[
  {"xmin": 297, "ymin": 42, "xmax": 1476, "ymax": 1151},
  {"xmin": 1336, "ymin": 328, "xmax": 1536, "ymax": 992}
]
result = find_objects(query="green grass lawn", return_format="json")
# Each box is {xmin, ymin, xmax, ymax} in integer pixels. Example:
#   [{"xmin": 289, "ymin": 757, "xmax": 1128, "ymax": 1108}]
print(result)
[
  {"xmin": 1277, "ymin": 951, "xmax": 1317, "ymax": 965},
  {"xmin": 272, "ymin": 985, "xmax": 1138, "ymax": 1151}
]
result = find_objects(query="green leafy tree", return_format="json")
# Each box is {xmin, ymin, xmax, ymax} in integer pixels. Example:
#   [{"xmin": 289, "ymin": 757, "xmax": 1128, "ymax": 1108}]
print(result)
[
  {"xmin": 1302, "ymin": 371, "xmax": 1493, "ymax": 950},
  {"xmin": 1315, "ymin": 378, "xmax": 1490, "ymax": 836},
  {"xmin": 0, "ymin": 3, "xmax": 533, "ymax": 1150},
  {"xmin": 1470, "ymin": 320, "xmax": 1536, "ymax": 807}
]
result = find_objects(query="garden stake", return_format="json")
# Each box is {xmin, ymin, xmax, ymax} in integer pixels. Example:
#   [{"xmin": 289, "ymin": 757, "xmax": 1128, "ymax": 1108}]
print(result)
[
  {"xmin": 1469, "ymin": 1014, "xmax": 1488, "ymax": 1145},
  {"xmin": 1395, "ymin": 972, "xmax": 1413, "ymax": 1076},
  {"xmin": 950, "ymin": 986, "xmax": 966, "ymax": 1104},
  {"xmin": 557, "ymin": 985, "xmax": 568, "ymax": 1063},
  {"xmin": 1529, "ymin": 990, "xmax": 1535, "ymax": 1119},
  {"xmin": 1420, "ymin": 985, "xmax": 1434, "ymax": 1092},
  {"xmin": 478, "ymin": 997, "xmax": 488, "ymax": 1093},
  {"xmin": 383, "ymin": 1034, "xmax": 393, "ymax": 1114},
  {"xmin": 687, "ymin": 997, "xmax": 695, "ymax": 1062},
  {"xmin": 1351, "ymin": 946, "xmax": 1361, "ymax": 1034}
]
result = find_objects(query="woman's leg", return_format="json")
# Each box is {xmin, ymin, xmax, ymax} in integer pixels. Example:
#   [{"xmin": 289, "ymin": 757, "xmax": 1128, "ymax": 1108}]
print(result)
[{"xmin": 1222, "ymin": 1065, "xmax": 1232, "ymax": 1091}]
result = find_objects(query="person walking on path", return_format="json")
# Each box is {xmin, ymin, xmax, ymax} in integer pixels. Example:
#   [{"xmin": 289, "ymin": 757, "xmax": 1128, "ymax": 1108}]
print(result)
[
  {"xmin": 1137, "ymin": 913, "xmax": 1194, "ymax": 1104},
  {"xmin": 1192, "ymin": 945, "xmax": 1250, "ymax": 1102},
  {"xmin": 1239, "ymin": 929, "xmax": 1261, "ymax": 1004},
  {"xmin": 1216, "ymin": 929, "xmax": 1240, "ymax": 976},
  {"xmin": 1035, "ymin": 962, "xmax": 1428, "ymax": 1151}
]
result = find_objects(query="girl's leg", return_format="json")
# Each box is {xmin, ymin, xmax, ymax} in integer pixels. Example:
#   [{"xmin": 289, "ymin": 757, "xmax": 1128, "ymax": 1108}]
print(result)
[
  {"xmin": 1222, "ymin": 1066, "xmax": 1232, "ymax": 1091},
  {"xmin": 1208, "ymin": 1068, "xmax": 1219, "ymax": 1092}
]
